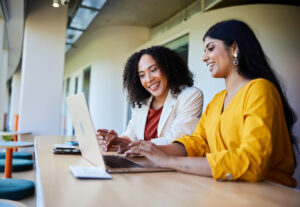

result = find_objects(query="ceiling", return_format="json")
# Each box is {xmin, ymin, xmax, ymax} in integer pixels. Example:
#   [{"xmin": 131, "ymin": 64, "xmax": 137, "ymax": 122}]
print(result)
[
  {"xmin": 67, "ymin": 0, "xmax": 300, "ymax": 29},
  {"xmin": 68, "ymin": 0, "xmax": 197, "ymax": 29},
  {"xmin": 65, "ymin": 0, "xmax": 199, "ymax": 51},
  {"xmin": 66, "ymin": 0, "xmax": 300, "ymax": 52},
  {"xmin": 211, "ymin": 0, "xmax": 300, "ymax": 10}
]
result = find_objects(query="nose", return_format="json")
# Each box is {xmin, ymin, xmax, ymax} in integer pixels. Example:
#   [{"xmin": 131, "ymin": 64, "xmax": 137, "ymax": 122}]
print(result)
[
  {"xmin": 202, "ymin": 51, "xmax": 208, "ymax": 63},
  {"xmin": 145, "ymin": 71, "xmax": 153, "ymax": 82},
  {"xmin": 202, "ymin": 50, "xmax": 209, "ymax": 62}
]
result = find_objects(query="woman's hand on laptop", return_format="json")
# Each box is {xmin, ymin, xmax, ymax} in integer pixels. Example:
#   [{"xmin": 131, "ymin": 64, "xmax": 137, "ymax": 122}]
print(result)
[
  {"xmin": 97, "ymin": 129, "xmax": 131, "ymax": 153},
  {"xmin": 125, "ymin": 141, "xmax": 170, "ymax": 168},
  {"xmin": 106, "ymin": 137, "xmax": 131, "ymax": 154},
  {"xmin": 97, "ymin": 129, "xmax": 116, "ymax": 150}
]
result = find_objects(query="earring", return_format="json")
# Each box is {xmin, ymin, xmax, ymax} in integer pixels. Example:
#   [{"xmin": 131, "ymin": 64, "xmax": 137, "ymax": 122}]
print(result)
[{"xmin": 233, "ymin": 53, "xmax": 239, "ymax": 65}]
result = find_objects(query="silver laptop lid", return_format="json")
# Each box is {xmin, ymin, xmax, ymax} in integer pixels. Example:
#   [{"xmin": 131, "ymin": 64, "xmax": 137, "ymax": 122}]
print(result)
[{"xmin": 66, "ymin": 93, "xmax": 106, "ymax": 169}]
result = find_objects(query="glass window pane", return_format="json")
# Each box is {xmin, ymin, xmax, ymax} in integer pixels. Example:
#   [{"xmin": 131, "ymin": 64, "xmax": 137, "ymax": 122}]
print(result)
[
  {"xmin": 164, "ymin": 34, "xmax": 189, "ymax": 51},
  {"xmin": 164, "ymin": 34, "xmax": 189, "ymax": 63},
  {"xmin": 83, "ymin": 67, "xmax": 91, "ymax": 104},
  {"xmin": 66, "ymin": 29, "xmax": 83, "ymax": 44},
  {"xmin": 70, "ymin": 8, "xmax": 98, "ymax": 30},
  {"xmin": 81, "ymin": 0, "xmax": 106, "ymax": 9},
  {"xmin": 65, "ymin": 44, "xmax": 72, "ymax": 52}
]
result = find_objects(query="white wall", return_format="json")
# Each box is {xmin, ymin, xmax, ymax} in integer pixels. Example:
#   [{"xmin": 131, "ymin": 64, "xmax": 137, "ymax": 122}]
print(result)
[
  {"xmin": 9, "ymin": 71, "xmax": 21, "ymax": 130},
  {"xmin": 18, "ymin": 0, "xmax": 67, "ymax": 135},
  {"xmin": 4, "ymin": 0, "xmax": 25, "ymax": 80},
  {"xmin": 64, "ymin": 26, "xmax": 149, "ymax": 134},
  {"xmin": 0, "ymin": 50, "xmax": 8, "ymax": 128},
  {"xmin": 0, "ymin": 19, "xmax": 6, "ymax": 130}
]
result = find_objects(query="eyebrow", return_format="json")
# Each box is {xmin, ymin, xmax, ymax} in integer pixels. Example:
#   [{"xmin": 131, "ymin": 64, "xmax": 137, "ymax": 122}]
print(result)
[
  {"xmin": 138, "ymin": 64, "xmax": 159, "ymax": 73},
  {"xmin": 205, "ymin": 42, "xmax": 214, "ymax": 48}
]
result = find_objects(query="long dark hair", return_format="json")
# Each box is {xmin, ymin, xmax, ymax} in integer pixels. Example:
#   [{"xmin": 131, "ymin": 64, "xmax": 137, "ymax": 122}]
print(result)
[
  {"xmin": 123, "ymin": 46, "xmax": 193, "ymax": 108},
  {"xmin": 203, "ymin": 19, "xmax": 297, "ymax": 149}
]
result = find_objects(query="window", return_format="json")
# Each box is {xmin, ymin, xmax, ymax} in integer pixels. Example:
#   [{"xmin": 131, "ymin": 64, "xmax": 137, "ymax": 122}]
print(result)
[
  {"xmin": 65, "ymin": 0, "xmax": 107, "ymax": 52},
  {"xmin": 5, "ymin": 79, "xmax": 12, "ymax": 131},
  {"xmin": 61, "ymin": 77, "xmax": 70, "ymax": 135},
  {"xmin": 74, "ymin": 77, "xmax": 79, "ymax": 94},
  {"xmin": 164, "ymin": 34, "xmax": 189, "ymax": 63},
  {"xmin": 83, "ymin": 67, "xmax": 91, "ymax": 104},
  {"xmin": 61, "ymin": 67, "xmax": 92, "ymax": 135}
]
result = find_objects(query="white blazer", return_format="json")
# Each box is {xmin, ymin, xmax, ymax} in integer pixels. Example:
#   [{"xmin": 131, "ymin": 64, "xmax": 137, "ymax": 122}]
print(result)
[{"xmin": 121, "ymin": 86, "xmax": 203, "ymax": 145}]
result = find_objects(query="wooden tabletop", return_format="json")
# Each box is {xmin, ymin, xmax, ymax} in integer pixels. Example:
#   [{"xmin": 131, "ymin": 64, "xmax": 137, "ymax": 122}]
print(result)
[
  {"xmin": 35, "ymin": 136, "xmax": 300, "ymax": 207},
  {"xmin": 0, "ymin": 141, "xmax": 34, "ymax": 149},
  {"xmin": 0, "ymin": 131, "xmax": 31, "ymax": 136}
]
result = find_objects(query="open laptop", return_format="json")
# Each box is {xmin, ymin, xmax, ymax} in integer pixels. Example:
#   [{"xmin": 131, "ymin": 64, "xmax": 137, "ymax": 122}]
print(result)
[{"xmin": 66, "ymin": 92, "xmax": 171, "ymax": 173}]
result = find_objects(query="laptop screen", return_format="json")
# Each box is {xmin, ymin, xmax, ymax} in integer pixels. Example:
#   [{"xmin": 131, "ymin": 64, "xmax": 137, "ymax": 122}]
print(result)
[{"xmin": 66, "ymin": 93, "xmax": 106, "ymax": 169}]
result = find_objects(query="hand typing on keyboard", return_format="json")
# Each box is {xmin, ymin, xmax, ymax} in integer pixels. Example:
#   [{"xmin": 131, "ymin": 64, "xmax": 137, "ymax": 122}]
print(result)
[
  {"xmin": 97, "ymin": 129, "xmax": 131, "ymax": 153},
  {"xmin": 125, "ymin": 140, "xmax": 170, "ymax": 168}
]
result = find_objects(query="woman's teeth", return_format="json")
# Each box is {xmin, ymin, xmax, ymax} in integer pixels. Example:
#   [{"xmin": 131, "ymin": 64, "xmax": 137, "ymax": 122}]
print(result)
[{"xmin": 149, "ymin": 82, "xmax": 159, "ymax": 90}]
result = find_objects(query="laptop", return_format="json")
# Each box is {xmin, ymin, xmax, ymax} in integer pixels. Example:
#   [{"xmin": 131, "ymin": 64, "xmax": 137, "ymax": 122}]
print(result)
[{"xmin": 66, "ymin": 92, "xmax": 172, "ymax": 174}]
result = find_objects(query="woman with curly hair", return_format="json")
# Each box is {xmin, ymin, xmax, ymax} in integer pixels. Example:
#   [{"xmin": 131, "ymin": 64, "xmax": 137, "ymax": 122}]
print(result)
[
  {"xmin": 97, "ymin": 46, "xmax": 203, "ymax": 152},
  {"xmin": 125, "ymin": 20, "xmax": 297, "ymax": 187}
]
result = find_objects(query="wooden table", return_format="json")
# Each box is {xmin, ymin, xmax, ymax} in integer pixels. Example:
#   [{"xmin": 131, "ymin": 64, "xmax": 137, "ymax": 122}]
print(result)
[
  {"xmin": 0, "ymin": 141, "xmax": 34, "ymax": 178},
  {"xmin": 35, "ymin": 136, "xmax": 300, "ymax": 207}
]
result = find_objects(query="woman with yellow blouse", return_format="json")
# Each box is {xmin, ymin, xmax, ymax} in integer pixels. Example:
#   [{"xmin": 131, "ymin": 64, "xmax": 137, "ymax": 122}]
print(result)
[{"xmin": 125, "ymin": 20, "xmax": 297, "ymax": 187}]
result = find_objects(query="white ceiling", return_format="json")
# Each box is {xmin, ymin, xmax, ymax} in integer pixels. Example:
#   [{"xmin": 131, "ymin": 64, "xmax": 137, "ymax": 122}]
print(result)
[
  {"xmin": 68, "ymin": 0, "xmax": 197, "ymax": 28},
  {"xmin": 67, "ymin": 0, "xmax": 300, "ymax": 29},
  {"xmin": 66, "ymin": 0, "xmax": 300, "ymax": 53}
]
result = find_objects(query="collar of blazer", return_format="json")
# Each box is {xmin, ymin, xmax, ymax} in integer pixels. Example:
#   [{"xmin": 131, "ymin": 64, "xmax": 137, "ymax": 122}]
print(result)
[
  {"xmin": 157, "ymin": 89, "xmax": 177, "ymax": 137},
  {"xmin": 137, "ymin": 89, "xmax": 178, "ymax": 139}
]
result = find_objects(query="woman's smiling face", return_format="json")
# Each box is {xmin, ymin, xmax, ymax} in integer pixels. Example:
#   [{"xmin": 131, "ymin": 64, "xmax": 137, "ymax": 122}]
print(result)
[
  {"xmin": 202, "ymin": 37, "xmax": 235, "ymax": 78},
  {"xmin": 138, "ymin": 54, "xmax": 169, "ymax": 100}
]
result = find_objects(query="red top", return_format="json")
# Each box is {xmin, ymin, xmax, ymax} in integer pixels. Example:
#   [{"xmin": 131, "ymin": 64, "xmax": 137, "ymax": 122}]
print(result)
[{"xmin": 144, "ymin": 107, "xmax": 163, "ymax": 141}]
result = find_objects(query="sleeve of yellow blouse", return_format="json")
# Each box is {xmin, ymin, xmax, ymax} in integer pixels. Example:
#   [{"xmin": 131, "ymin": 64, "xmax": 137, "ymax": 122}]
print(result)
[
  {"xmin": 206, "ymin": 81, "xmax": 278, "ymax": 182},
  {"xmin": 174, "ymin": 106, "xmax": 210, "ymax": 157}
]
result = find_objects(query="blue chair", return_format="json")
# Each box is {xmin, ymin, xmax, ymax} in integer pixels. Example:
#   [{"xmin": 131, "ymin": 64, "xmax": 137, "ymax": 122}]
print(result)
[
  {"xmin": 0, "ymin": 152, "xmax": 32, "ymax": 160},
  {"xmin": 0, "ymin": 159, "xmax": 34, "ymax": 172},
  {"xmin": 0, "ymin": 179, "xmax": 35, "ymax": 200},
  {"xmin": 0, "ymin": 142, "xmax": 35, "ymax": 201}
]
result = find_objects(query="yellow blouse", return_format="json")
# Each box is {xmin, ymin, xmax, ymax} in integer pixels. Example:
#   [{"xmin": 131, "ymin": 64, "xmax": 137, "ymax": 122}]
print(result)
[{"xmin": 175, "ymin": 78, "xmax": 296, "ymax": 187}]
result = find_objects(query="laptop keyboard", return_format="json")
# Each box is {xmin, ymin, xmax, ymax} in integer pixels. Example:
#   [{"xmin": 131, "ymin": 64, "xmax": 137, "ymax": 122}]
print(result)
[{"xmin": 103, "ymin": 155, "xmax": 143, "ymax": 168}]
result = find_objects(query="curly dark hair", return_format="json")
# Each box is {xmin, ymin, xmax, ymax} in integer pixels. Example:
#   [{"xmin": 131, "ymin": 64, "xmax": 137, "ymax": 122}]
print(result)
[{"xmin": 123, "ymin": 46, "xmax": 194, "ymax": 108}]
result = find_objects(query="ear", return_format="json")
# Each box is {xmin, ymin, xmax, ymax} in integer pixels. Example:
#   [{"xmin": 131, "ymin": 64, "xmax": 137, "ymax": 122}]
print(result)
[{"xmin": 231, "ymin": 42, "xmax": 239, "ymax": 57}]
